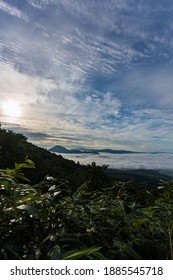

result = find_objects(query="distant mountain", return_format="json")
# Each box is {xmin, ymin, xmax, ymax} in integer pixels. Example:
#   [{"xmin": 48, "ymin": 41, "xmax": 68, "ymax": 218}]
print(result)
[
  {"xmin": 49, "ymin": 145, "xmax": 99, "ymax": 154},
  {"xmin": 95, "ymin": 149, "xmax": 140, "ymax": 154},
  {"xmin": 49, "ymin": 145, "xmax": 71, "ymax": 153},
  {"xmin": 49, "ymin": 145, "xmax": 141, "ymax": 154}
]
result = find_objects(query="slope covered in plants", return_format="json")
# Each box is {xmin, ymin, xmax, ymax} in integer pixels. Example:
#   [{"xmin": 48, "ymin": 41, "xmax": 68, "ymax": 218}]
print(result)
[
  {"xmin": 0, "ymin": 126, "xmax": 173, "ymax": 260},
  {"xmin": 0, "ymin": 127, "xmax": 79, "ymax": 184},
  {"xmin": 1, "ymin": 160, "xmax": 173, "ymax": 260}
]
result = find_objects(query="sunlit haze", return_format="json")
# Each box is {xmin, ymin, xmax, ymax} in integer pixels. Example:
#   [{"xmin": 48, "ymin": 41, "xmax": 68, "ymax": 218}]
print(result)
[{"xmin": 1, "ymin": 100, "xmax": 22, "ymax": 118}]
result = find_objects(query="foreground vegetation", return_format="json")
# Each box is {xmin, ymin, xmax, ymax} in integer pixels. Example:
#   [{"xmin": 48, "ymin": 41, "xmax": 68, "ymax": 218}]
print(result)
[
  {"xmin": 1, "ymin": 159, "xmax": 173, "ymax": 260},
  {"xmin": 0, "ymin": 127, "xmax": 173, "ymax": 259}
]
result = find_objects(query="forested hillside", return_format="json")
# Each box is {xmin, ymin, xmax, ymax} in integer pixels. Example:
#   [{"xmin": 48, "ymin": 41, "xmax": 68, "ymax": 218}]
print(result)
[
  {"xmin": 0, "ymin": 126, "xmax": 80, "ymax": 184},
  {"xmin": 0, "ymin": 126, "xmax": 173, "ymax": 260}
]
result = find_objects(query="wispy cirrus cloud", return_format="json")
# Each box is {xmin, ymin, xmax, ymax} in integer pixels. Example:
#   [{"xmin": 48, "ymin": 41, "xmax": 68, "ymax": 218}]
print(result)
[
  {"xmin": 0, "ymin": 62, "xmax": 57, "ymax": 103},
  {"xmin": 26, "ymin": 0, "xmax": 54, "ymax": 10},
  {"xmin": 0, "ymin": 0, "xmax": 28, "ymax": 20}
]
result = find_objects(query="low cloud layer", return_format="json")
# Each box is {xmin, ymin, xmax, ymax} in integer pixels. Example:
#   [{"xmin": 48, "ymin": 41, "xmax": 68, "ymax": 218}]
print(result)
[{"xmin": 58, "ymin": 152, "xmax": 173, "ymax": 176}]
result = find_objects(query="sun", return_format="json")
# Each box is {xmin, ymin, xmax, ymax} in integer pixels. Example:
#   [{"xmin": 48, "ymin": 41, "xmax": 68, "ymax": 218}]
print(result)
[{"xmin": 2, "ymin": 100, "xmax": 22, "ymax": 118}]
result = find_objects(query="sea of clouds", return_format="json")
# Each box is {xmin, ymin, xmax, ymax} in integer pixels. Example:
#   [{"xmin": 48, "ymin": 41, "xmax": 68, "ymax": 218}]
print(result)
[{"xmin": 56, "ymin": 152, "xmax": 173, "ymax": 176}]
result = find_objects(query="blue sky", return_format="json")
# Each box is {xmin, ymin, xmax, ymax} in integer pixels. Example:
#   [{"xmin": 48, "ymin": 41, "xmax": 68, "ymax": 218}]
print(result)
[{"xmin": 0, "ymin": 0, "xmax": 173, "ymax": 151}]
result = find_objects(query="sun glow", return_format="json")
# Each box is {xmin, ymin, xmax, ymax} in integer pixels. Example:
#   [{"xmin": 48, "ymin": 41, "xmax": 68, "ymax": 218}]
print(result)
[{"xmin": 2, "ymin": 100, "xmax": 22, "ymax": 118}]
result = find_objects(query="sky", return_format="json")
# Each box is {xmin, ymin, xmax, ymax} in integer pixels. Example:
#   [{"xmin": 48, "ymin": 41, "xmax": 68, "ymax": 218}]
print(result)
[{"xmin": 0, "ymin": 0, "xmax": 173, "ymax": 152}]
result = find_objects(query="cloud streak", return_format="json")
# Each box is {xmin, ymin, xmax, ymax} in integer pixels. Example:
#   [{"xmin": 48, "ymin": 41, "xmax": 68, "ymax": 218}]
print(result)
[{"xmin": 0, "ymin": 0, "xmax": 28, "ymax": 20}]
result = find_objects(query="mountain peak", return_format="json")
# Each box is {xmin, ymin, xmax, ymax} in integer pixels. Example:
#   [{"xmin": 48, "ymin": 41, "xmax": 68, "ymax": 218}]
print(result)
[{"xmin": 49, "ymin": 145, "xmax": 70, "ymax": 153}]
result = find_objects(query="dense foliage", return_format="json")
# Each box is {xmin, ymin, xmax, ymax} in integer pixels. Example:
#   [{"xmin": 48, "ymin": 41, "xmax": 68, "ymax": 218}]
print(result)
[
  {"xmin": 0, "ymin": 158, "xmax": 173, "ymax": 260},
  {"xmin": 0, "ymin": 126, "xmax": 80, "ymax": 184},
  {"xmin": 0, "ymin": 126, "xmax": 173, "ymax": 259}
]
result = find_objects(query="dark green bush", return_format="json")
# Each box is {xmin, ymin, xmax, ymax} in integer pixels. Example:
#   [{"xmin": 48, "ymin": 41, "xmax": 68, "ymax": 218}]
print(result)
[{"xmin": 1, "ymin": 159, "xmax": 173, "ymax": 260}]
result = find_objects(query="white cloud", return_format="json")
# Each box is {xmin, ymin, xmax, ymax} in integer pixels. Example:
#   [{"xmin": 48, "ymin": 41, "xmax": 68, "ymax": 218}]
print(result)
[
  {"xmin": 22, "ymin": 0, "xmax": 152, "ymax": 79},
  {"xmin": 1, "ymin": 61, "xmax": 172, "ymax": 152},
  {"xmin": 0, "ymin": 0, "xmax": 28, "ymax": 20},
  {"xmin": 0, "ymin": 62, "xmax": 58, "ymax": 118},
  {"xmin": 51, "ymin": 152, "xmax": 173, "ymax": 175},
  {"xmin": 26, "ymin": 0, "xmax": 54, "ymax": 9}
]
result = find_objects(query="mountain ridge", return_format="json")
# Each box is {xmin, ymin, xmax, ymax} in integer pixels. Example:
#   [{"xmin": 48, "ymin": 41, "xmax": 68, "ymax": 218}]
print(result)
[
  {"xmin": 49, "ymin": 145, "xmax": 171, "ymax": 155},
  {"xmin": 49, "ymin": 145, "xmax": 99, "ymax": 154},
  {"xmin": 49, "ymin": 145, "xmax": 142, "ymax": 154}
]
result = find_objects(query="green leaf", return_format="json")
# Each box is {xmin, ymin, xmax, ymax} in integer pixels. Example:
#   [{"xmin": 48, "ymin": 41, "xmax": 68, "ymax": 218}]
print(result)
[
  {"xmin": 3, "ymin": 242, "xmax": 22, "ymax": 260},
  {"xmin": 59, "ymin": 237, "xmax": 83, "ymax": 246},
  {"xmin": 17, "ymin": 204, "xmax": 40, "ymax": 218},
  {"xmin": 62, "ymin": 246, "xmax": 102, "ymax": 260},
  {"xmin": 15, "ymin": 159, "xmax": 35, "ymax": 170},
  {"xmin": 51, "ymin": 245, "xmax": 61, "ymax": 260},
  {"xmin": 14, "ymin": 171, "xmax": 31, "ymax": 182},
  {"xmin": 124, "ymin": 246, "xmax": 142, "ymax": 260},
  {"xmin": 92, "ymin": 251, "xmax": 107, "ymax": 260}
]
